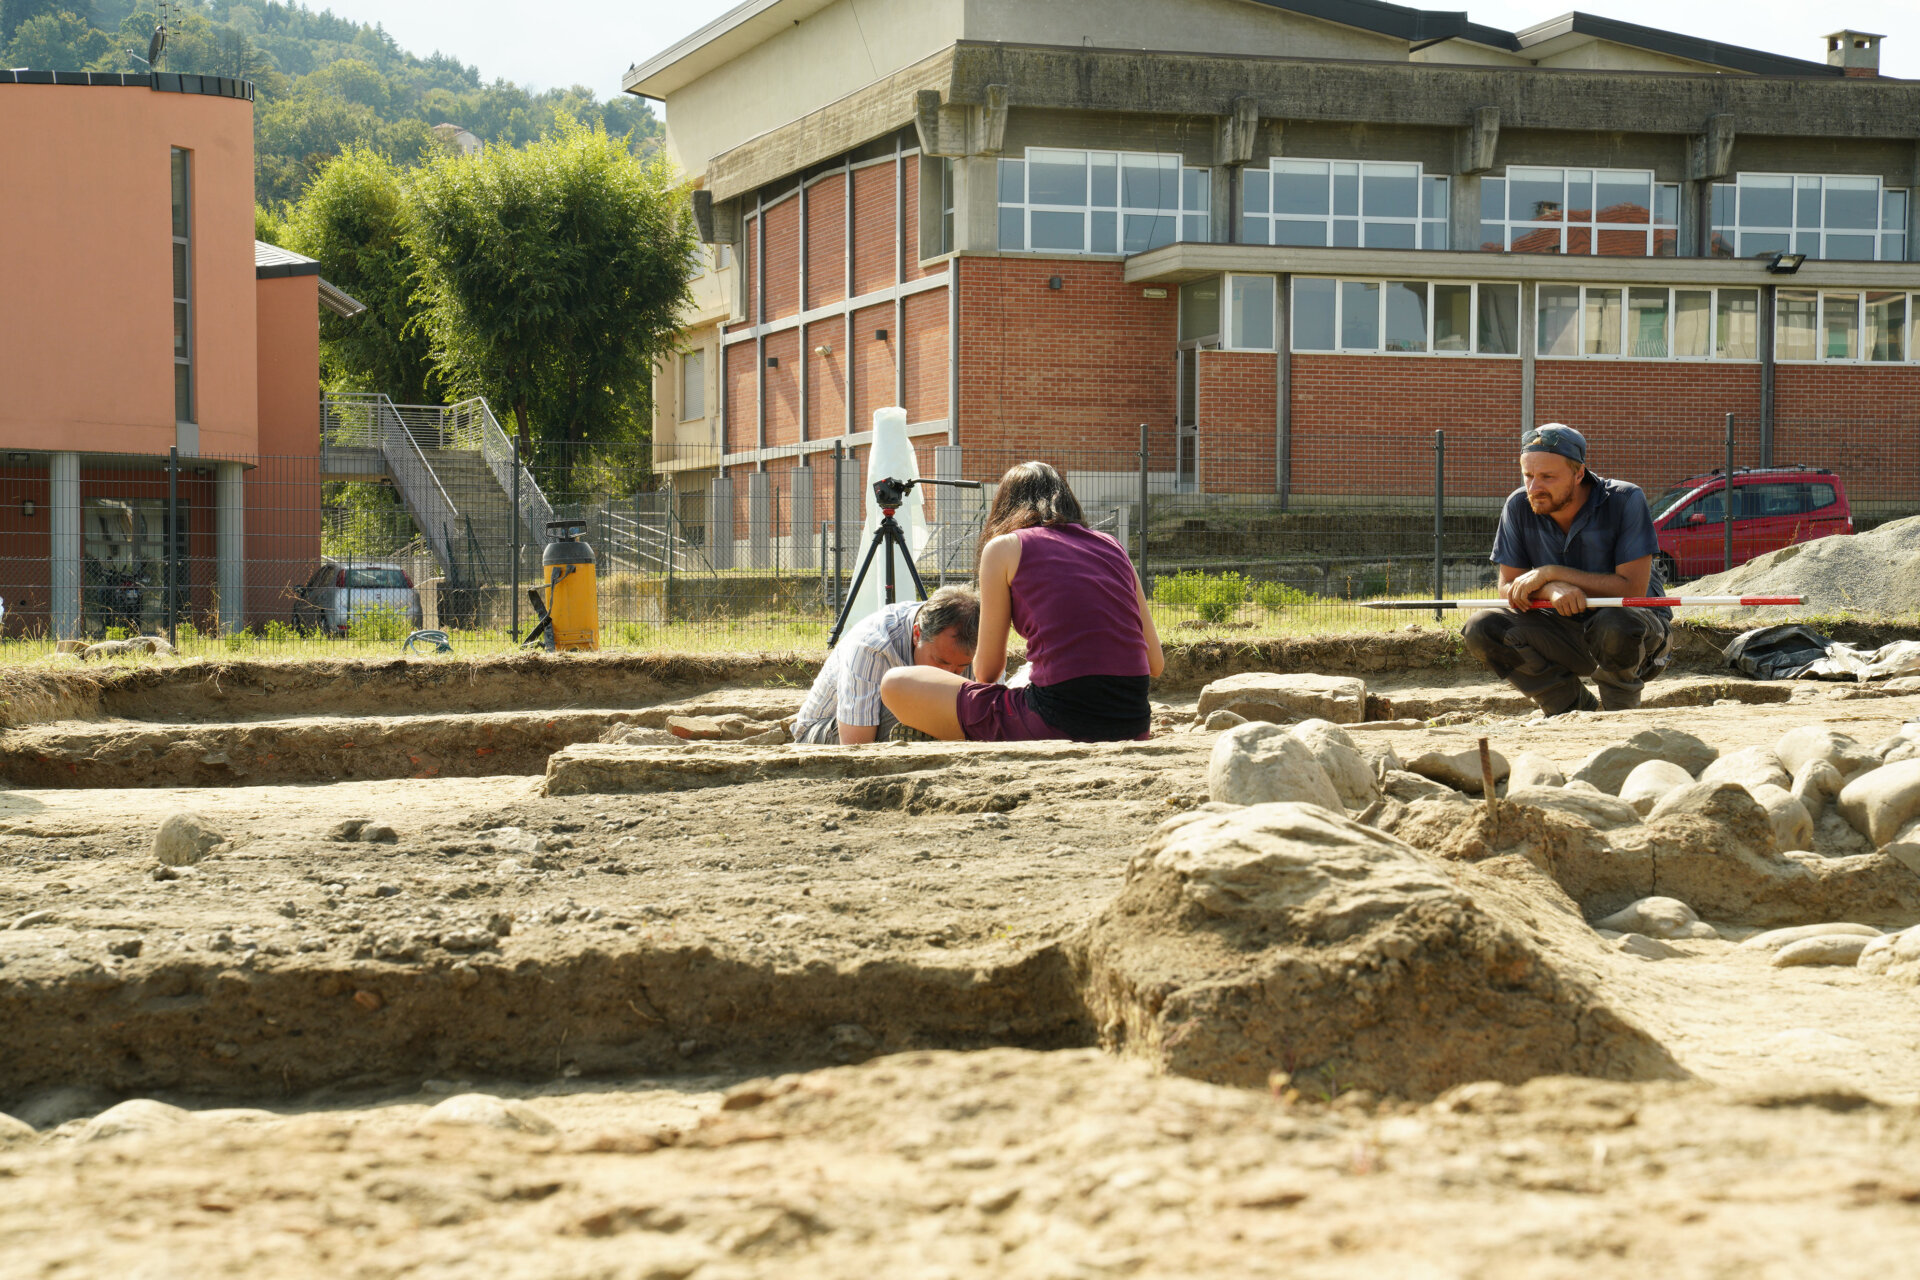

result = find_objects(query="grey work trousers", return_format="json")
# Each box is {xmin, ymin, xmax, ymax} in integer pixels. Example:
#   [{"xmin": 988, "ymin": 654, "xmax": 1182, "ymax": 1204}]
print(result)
[
  {"xmin": 1462, "ymin": 607, "xmax": 1672, "ymax": 714},
  {"xmin": 792, "ymin": 706, "xmax": 899, "ymax": 745}
]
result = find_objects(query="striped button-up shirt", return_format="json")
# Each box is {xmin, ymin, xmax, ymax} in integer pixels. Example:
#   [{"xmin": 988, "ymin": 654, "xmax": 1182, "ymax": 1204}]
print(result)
[{"xmin": 794, "ymin": 601, "xmax": 920, "ymax": 735}]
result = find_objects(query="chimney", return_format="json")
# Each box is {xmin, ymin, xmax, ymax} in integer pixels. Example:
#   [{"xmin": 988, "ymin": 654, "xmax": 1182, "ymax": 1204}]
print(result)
[{"xmin": 1825, "ymin": 30, "xmax": 1883, "ymax": 77}]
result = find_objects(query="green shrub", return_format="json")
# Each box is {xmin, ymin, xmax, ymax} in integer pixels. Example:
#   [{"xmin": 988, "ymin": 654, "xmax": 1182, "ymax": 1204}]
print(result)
[
  {"xmin": 262, "ymin": 620, "xmax": 297, "ymax": 644},
  {"xmin": 1250, "ymin": 580, "xmax": 1311, "ymax": 609},
  {"xmin": 1153, "ymin": 570, "xmax": 1246, "ymax": 624},
  {"xmin": 347, "ymin": 604, "xmax": 412, "ymax": 642},
  {"xmin": 221, "ymin": 631, "xmax": 252, "ymax": 653},
  {"xmin": 103, "ymin": 626, "xmax": 129, "ymax": 641}
]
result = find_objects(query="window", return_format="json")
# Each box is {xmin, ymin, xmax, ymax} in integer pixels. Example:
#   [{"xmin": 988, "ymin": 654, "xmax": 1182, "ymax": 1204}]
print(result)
[
  {"xmin": 680, "ymin": 349, "xmax": 706, "ymax": 420},
  {"xmin": 1243, "ymin": 160, "xmax": 1448, "ymax": 249},
  {"xmin": 1227, "ymin": 275, "xmax": 1275, "ymax": 350},
  {"xmin": 1179, "ymin": 278, "xmax": 1221, "ymax": 341},
  {"xmin": 1479, "ymin": 168, "xmax": 1679, "ymax": 257},
  {"xmin": 1290, "ymin": 278, "xmax": 1519, "ymax": 355},
  {"xmin": 1711, "ymin": 174, "xmax": 1908, "ymax": 261},
  {"xmin": 996, "ymin": 149, "xmax": 1209, "ymax": 254},
  {"xmin": 1536, "ymin": 285, "xmax": 1758, "ymax": 360},
  {"xmin": 171, "ymin": 148, "xmax": 193, "ymax": 424},
  {"xmin": 1777, "ymin": 290, "xmax": 1912, "ymax": 362},
  {"xmin": 1742, "ymin": 482, "xmax": 1837, "ymax": 517}
]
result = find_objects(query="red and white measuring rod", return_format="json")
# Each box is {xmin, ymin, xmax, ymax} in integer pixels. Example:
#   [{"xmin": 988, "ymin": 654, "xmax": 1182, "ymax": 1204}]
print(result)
[{"xmin": 1362, "ymin": 595, "xmax": 1803, "ymax": 611}]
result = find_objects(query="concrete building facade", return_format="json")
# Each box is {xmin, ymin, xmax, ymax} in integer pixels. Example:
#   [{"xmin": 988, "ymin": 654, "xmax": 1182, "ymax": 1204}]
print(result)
[{"xmin": 629, "ymin": 0, "xmax": 1920, "ymax": 544}]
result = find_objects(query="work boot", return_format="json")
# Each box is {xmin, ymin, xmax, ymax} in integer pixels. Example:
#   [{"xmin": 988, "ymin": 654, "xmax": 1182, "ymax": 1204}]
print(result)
[
  {"xmin": 1543, "ymin": 685, "xmax": 1600, "ymax": 717},
  {"xmin": 888, "ymin": 722, "xmax": 937, "ymax": 742}
]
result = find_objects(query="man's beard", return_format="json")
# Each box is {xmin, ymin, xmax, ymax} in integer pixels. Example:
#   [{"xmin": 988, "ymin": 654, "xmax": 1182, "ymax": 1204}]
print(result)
[{"xmin": 1529, "ymin": 486, "xmax": 1579, "ymax": 516}]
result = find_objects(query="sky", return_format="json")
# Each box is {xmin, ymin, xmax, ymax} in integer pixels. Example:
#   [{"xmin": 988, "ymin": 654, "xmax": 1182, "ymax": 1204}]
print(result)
[{"xmin": 310, "ymin": 0, "xmax": 1920, "ymax": 98}]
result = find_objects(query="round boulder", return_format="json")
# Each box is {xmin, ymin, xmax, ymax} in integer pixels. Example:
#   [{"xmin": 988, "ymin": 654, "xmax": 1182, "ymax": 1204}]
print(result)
[
  {"xmin": 1619, "ymin": 760, "xmax": 1694, "ymax": 816},
  {"xmin": 1837, "ymin": 759, "xmax": 1920, "ymax": 848},
  {"xmin": 1700, "ymin": 747, "xmax": 1791, "ymax": 794},
  {"xmin": 153, "ymin": 812, "xmax": 224, "ymax": 867},
  {"xmin": 1750, "ymin": 783, "xmax": 1816, "ymax": 854},
  {"xmin": 1288, "ymin": 719, "xmax": 1380, "ymax": 812},
  {"xmin": 1775, "ymin": 725, "xmax": 1877, "ymax": 780},
  {"xmin": 1207, "ymin": 722, "xmax": 1343, "ymax": 811}
]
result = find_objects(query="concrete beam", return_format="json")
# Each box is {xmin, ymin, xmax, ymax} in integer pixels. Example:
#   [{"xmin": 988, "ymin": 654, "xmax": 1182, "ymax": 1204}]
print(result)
[
  {"xmin": 1215, "ymin": 96, "xmax": 1260, "ymax": 166},
  {"xmin": 705, "ymin": 50, "xmax": 952, "ymax": 203},
  {"xmin": 944, "ymin": 42, "xmax": 1920, "ymax": 139},
  {"xmin": 976, "ymin": 84, "xmax": 1009, "ymax": 155},
  {"xmin": 1459, "ymin": 105, "xmax": 1500, "ymax": 175},
  {"xmin": 1689, "ymin": 114, "xmax": 1737, "ymax": 181},
  {"xmin": 1121, "ymin": 241, "xmax": 1920, "ymax": 289}
]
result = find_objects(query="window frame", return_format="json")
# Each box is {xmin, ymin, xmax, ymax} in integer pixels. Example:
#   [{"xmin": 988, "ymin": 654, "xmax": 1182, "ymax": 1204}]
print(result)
[
  {"xmin": 1774, "ymin": 288, "xmax": 1914, "ymax": 363},
  {"xmin": 1479, "ymin": 167, "xmax": 1680, "ymax": 258},
  {"xmin": 171, "ymin": 147, "xmax": 194, "ymax": 427},
  {"xmin": 1286, "ymin": 276, "xmax": 1521, "ymax": 358},
  {"xmin": 1241, "ymin": 158, "xmax": 1448, "ymax": 251},
  {"xmin": 1533, "ymin": 283, "xmax": 1761, "ymax": 362},
  {"xmin": 1710, "ymin": 172, "xmax": 1910, "ymax": 262},
  {"xmin": 995, "ymin": 148, "xmax": 1211, "ymax": 256},
  {"xmin": 680, "ymin": 348, "xmax": 707, "ymax": 421}
]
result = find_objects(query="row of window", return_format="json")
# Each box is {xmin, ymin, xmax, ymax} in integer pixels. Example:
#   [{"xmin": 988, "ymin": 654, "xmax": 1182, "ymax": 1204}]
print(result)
[
  {"xmin": 1710, "ymin": 174, "xmax": 1907, "ymax": 263},
  {"xmin": 988, "ymin": 149, "xmax": 1914, "ymax": 263},
  {"xmin": 1194, "ymin": 275, "xmax": 1920, "ymax": 364},
  {"xmin": 996, "ymin": 150, "xmax": 1209, "ymax": 255}
]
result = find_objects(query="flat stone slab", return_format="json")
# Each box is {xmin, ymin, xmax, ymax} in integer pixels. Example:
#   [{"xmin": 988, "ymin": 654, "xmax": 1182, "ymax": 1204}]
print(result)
[{"xmin": 544, "ymin": 739, "xmax": 1200, "ymax": 795}]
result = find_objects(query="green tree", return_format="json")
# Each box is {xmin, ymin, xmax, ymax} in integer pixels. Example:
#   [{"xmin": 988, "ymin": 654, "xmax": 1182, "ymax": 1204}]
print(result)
[
  {"xmin": 1, "ymin": 9, "xmax": 110, "ymax": 67},
  {"xmin": 405, "ymin": 121, "xmax": 693, "ymax": 452},
  {"xmin": 2, "ymin": 0, "xmax": 89, "ymax": 45},
  {"xmin": 279, "ymin": 145, "xmax": 440, "ymax": 404}
]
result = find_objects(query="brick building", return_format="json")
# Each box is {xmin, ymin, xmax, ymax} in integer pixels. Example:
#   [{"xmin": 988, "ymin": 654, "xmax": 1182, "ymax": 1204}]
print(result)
[{"xmin": 628, "ymin": 1, "xmax": 1920, "ymax": 563}]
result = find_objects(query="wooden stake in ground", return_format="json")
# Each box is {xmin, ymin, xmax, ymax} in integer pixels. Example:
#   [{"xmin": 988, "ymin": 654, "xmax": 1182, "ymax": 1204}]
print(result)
[{"xmin": 1478, "ymin": 737, "xmax": 1497, "ymax": 816}]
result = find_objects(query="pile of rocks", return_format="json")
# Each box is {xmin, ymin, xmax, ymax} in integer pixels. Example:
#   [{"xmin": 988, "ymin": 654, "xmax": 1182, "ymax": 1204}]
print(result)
[{"xmin": 1202, "ymin": 709, "xmax": 1920, "ymax": 975}]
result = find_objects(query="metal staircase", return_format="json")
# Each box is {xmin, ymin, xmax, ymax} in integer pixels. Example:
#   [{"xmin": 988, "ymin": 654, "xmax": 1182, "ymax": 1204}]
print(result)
[{"xmin": 319, "ymin": 393, "xmax": 555, "ymax": 588}]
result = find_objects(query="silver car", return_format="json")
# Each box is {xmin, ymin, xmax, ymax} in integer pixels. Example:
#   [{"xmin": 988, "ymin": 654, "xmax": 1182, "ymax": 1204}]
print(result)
[{"xmin": 291, "ymin": 562, "xmax": 424, "ymax": 635}]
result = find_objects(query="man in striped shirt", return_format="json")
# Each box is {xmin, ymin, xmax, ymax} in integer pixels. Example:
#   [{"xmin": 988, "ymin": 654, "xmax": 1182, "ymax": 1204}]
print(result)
[{"xmin": 793, "ymin": 586, "xmax": 979, "ymax": 744}]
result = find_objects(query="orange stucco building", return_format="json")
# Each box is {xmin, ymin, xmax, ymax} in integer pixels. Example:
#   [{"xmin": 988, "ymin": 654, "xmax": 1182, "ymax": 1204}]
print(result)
[{"xmin": 0, "ymin": 70, "xmax": 336, "ymax": 638}]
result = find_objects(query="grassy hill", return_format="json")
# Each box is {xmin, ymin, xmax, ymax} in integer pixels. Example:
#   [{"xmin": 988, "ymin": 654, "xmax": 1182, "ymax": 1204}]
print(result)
[{"xmin": 0, "ymin": 1, "xmax": 663, "ymax": 204}]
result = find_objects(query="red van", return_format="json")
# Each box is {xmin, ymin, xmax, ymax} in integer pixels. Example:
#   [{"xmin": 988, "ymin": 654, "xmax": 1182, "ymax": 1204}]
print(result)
[{"xmin": 1651, "ymin": 466, "xmax": 1852, "ymax": 582}]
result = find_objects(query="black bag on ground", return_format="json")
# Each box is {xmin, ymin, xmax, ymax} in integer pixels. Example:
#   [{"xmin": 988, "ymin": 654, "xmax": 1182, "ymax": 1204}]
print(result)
[{"xmin": 1724, "ymin": 624, "xmax": 1833, "ymax": 680}]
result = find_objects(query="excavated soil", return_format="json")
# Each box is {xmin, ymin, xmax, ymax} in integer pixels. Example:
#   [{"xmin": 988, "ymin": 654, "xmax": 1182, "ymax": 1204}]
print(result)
[{"xmin": 7, "ymin": 645, "xmax": 1920, "ymax": 1275}]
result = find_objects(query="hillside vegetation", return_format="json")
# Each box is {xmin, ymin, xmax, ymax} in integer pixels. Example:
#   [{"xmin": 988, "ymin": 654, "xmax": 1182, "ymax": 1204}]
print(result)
[{"xmin": 0, "ymin": 1, "xmax": 662, "ymax": 204}]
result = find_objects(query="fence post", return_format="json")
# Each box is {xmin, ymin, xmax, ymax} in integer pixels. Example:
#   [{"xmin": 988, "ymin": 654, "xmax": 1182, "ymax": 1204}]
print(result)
[
  {"xmin": 166, "ymin": 445, "xmax": 178, "ymax": 647},
  {"xmin": 1433, "ymin": 429, "xmax": 1445, "ymax": 623},
  {"xmin": 1724, "ymin": 411, "xmax": 1735, "ymax": 574},
  {"xmin": 832, "ymin": 441, "xmax": 844, "ymax": 615},
  {"xmin": 511, "ymin": 434, "xmax": 521, "ymax": 641},
  {"xmin": 1137, "ymin": 423, "xmax": 1150, "ymax": 587}
]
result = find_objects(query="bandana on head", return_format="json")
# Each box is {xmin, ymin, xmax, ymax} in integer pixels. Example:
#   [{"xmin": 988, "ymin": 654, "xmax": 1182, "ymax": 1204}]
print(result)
[{"xmin": 1522, "ymin": 423, "xmax": 1587, "ymax": 465}]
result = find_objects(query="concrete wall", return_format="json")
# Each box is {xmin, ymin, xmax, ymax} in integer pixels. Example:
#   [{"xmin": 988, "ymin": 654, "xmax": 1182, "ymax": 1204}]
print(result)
[
  {"xmin": 659, "ymin": 0, "xmax": 964, "ymax": 179},
  {"xmin": 962, "ymin": 0, "xmax": 1403, "ymax": 63},
  {"xmin": 0, "ymin": 84, "xmax": 258, "ymax": 458}
]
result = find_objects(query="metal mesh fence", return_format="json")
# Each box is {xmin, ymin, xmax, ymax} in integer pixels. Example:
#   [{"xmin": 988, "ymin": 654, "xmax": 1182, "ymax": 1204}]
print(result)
[{"xmin": 2, "ymin": 401, "xmax": 1908, "ymax": 654}]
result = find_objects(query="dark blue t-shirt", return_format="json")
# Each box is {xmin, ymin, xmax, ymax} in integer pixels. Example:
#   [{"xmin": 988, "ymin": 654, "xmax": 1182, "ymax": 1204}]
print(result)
[{"xmin": 1490, "ymin": 472, "xmax": 1667, "ymax": 620}]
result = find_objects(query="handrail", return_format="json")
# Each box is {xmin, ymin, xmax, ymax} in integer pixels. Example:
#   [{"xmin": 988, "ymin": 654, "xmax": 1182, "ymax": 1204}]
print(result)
[{"xmin": 457, "ymin": 397, "xmax": 555, "ymax": 543}]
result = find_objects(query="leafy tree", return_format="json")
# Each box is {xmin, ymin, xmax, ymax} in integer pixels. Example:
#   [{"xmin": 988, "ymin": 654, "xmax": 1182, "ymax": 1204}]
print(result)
[
  {"xmin": 1, "ymin": 9, "xmax": 110, "ymax": 66},
  {"xmin": 405, "ymin": 120, "xmax": 693, "ymax": 453},
  {"xmin": 279, "ymin": 145, "xmax": 440, "ymax": 404},
  {"xmin": 2, "ymin": 0, "xmax": 89, "ymax": 45}
]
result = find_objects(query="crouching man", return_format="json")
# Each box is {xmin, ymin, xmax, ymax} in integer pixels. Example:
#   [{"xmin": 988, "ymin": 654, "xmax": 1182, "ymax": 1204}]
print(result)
[
  {"xmin": 1463, "ymin": 424, "xmax": 1672, "ymax": 715},
  {"xmin": 791, "ymin": 586, "xmax": 980, "ymax": 744}
]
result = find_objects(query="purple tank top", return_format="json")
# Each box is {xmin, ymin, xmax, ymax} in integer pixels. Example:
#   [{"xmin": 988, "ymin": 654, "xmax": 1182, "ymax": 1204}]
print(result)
[{"xmin": 1009, "ymin": 525, "xmax": 1150, "ymax": 686}]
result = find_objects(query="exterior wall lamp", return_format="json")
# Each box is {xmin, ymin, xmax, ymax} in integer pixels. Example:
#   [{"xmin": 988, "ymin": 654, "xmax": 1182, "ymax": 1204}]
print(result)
[
  {"xmin": 874, "ymin": 328, "xmax": 889, "ymax": 341},
  {"xmin": 814, "ymin": 343, "xmax": 833, "ymax": 356},
  {"xmin": 1047, "ymin": 276, "xmax": 1063, "ymax": 290},
  {"xmin": 1767, "ymin": 251, "xmax": 1806, "ymax": 274},
  {"xmin": 20, "ymin": 499, "xmax": 34, "ymax": 517}
]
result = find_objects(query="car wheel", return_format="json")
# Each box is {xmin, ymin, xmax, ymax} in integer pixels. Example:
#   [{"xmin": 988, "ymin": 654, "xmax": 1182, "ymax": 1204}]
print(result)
[{"xmin": 1655, "ymin": 554, "xmax": 1681, "ymax": 589}]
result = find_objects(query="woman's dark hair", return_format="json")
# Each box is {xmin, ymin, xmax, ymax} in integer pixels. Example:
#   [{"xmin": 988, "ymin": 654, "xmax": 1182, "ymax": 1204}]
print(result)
[{"xmin": 977, "ymin": 461, "xmax": 1085, "ymax": 562}]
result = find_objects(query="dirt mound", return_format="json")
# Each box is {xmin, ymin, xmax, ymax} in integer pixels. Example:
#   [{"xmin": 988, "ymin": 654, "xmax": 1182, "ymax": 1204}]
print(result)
[
  {"xmin": 1687, "ymin": 516, "xmax": 1920, "ymax": 619},
  {"xmin": 1068, "ymin": 802, "xmax": 1682, "ymax": 1098}
]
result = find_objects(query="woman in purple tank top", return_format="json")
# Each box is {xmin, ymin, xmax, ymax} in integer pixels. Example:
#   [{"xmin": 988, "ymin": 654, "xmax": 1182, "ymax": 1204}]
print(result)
[{"xmin": 881, "ymin": 462, "xmax": 1164, "ymax": 741}]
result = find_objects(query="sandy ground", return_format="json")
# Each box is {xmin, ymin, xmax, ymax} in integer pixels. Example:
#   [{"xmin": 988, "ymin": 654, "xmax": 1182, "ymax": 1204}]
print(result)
[{"xmin": 5, "ymin": 668, "xmax": 1920, "ymax": 1275}]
